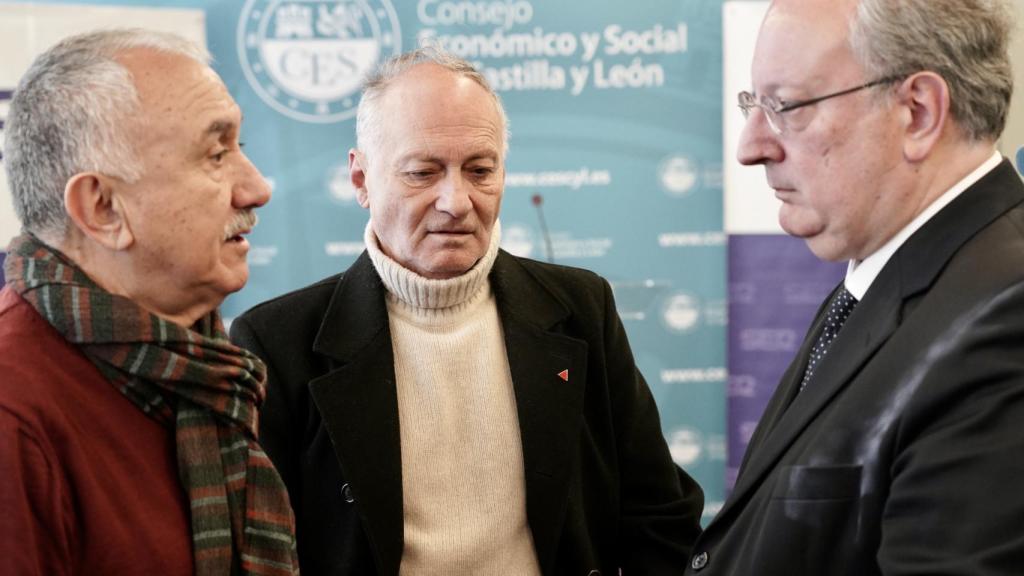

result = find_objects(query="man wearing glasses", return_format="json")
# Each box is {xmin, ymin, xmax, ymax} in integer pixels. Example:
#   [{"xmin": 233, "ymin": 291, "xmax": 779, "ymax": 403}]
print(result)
[{"xmin": 686, "ymin": 0, "xmax": 1024, "ymax": 574}]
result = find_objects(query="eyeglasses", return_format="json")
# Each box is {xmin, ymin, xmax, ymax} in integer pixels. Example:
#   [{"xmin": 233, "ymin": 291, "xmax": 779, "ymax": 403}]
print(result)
[{"xmin": 738, "ymin": 76, "xmax": 903, "ymax": 135}]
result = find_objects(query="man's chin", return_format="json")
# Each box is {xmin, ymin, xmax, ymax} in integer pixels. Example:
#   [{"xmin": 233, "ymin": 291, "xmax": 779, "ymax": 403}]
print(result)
[
  {"xmin": 803, "ymin": 235, "xmax": 850, "ymax": 262},
  {"xmin": 217, "ymin": 266, "xmax": 250, "ymax": 297},
  {"xmin": 780, "ymin": 215, "xmax": 820, "ymax": 242},
  {"xmin": 779, "ymin": 221, "xmax": 845, "ymax": 261}
]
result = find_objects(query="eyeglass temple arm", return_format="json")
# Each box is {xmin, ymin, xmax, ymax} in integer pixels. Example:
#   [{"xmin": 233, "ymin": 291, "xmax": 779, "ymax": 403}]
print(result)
[{"xmin": 776, "ymin": 76, "xmax": 902, "ymax": 113}]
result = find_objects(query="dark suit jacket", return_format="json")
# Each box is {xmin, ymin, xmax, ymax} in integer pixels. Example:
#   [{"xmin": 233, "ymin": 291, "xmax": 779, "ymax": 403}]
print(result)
[
  {"xmin": 685, "ymin": 160, "xmax": 1024, "ymax": 575},
  {"xmin": 231, "ymin": 250, "xmax": 703, "ymax": 576}
]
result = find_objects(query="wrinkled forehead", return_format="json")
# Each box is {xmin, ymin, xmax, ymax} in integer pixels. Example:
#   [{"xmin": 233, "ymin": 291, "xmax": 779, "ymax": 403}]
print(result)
[
  {"xmin": 376, "ymin": 65, "xmax": 504, "ymax": 150},
  {"xmin": 388, "ymin": 65, "xmax": 501, "ymax": 119},
  {"xmin": 119, "ymin": 48, "xmax": 231, "ymax": 112},
  {"xmin": 752, "ymin": 0, "xmax": 862, "ymax": 92},
  {"xmin": 118, "ymin": 48, "xmax": 240, "ymax": 143}
]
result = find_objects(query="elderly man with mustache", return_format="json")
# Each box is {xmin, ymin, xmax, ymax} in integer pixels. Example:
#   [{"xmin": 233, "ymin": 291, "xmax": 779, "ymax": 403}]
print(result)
[{"xmin": 0, "ymin": 29, "xmax": 298, "ymax": 576}]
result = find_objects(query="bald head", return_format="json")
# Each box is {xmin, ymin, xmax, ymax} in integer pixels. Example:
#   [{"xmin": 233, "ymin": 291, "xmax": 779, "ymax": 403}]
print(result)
[{"xmin": 355, "ymin": 46, "xmax": 508, "ymax": 164}]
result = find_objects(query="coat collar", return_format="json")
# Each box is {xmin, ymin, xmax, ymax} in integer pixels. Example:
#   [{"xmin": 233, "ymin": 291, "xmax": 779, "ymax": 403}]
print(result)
[
  {"xmin": 714, "ymin": 159, "xmax": 1024, "ymax": 529},
  {"xmin": 489, "ymin": 250, "xmax": 572, "ymax": 330},
  {"xmin": 312, "ymin": 251, "xmax": 389, "ymax": 362},
  {"xmin": 307, "ymin": 250, "xmax": 587, "ymax": 575},
  {"xmin": 310, "ymin": 249, "xmax": 575, "ymax": 359}
]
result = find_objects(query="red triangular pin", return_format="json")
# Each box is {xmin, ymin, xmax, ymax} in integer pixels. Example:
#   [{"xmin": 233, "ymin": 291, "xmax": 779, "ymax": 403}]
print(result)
[{"xmin": 557, "ymin": 369, "xmax": 569, "ymax": 382}]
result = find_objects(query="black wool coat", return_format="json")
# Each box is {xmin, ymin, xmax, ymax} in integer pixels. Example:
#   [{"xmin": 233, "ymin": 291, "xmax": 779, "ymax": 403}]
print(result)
[{"xmin": 232, "ymin": 250, "xmax": 704, "ymax": 576}]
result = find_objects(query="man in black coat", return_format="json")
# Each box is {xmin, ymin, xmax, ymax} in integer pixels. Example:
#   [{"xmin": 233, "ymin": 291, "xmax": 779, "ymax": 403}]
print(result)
[
  {"xmin": 687, "ymin": 0, "xmax": 1024, "ymax": 574},
  {"xmin": 232, "ymin": 46, "xmax": 703, "ymax": 576}
]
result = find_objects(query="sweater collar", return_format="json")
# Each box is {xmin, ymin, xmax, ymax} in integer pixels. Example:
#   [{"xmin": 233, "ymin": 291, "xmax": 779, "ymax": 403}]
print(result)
[{"xmin": 364, "ymin": 219, "xmax": 501, "ymax": 310}]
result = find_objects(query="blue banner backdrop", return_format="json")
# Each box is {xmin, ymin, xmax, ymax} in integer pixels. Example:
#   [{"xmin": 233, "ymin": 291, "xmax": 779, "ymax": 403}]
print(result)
[
  {"xmin": 225, "ymin": 1, "xmax": 728, "ymax": 519},
  {"xmin": 3, "ymin": 0, "xmax": 729, "ymax": 518}
]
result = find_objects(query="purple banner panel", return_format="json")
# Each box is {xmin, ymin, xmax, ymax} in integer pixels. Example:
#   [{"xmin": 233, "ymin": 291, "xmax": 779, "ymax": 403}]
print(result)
[
  {"xmin": 726, "ymin": 234, "xmax": 844, "ymax": 490},
  {"xmin": 0, "ymin": 251, "xmax": 5, "ymax": 285}
]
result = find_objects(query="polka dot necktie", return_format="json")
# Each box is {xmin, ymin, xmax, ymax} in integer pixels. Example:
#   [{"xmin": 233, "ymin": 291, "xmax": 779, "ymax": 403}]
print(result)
[{"xmin": 800, "ymin": 286, "xmax": 858, "ymax": 392}]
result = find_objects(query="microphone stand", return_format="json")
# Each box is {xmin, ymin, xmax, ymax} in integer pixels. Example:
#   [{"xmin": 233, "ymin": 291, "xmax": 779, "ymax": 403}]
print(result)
[{"xmin": 532, "ymin": 194, "xmax": 555, "ymax": 263}]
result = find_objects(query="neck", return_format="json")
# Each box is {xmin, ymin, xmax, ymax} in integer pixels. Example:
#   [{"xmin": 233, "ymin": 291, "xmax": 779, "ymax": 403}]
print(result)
[
  {"xmin": 850, "ymin": 138, "xmax": 998, "ymax": 262},
  {"xmin": 57, "ymin": 233, "xmax": 212, "ymax": 328},
  {"xmin": 911, "ymin": 138, "xmax": 997, "ymax": 216}
]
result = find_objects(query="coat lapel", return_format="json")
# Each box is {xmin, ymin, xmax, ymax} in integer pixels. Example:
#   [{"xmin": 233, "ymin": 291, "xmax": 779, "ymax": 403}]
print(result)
[
  {"xmin": 307, "ymin": 253, "xmax": 405, "ymax": 576},
  {"xmin": 302, "ymin": 250, "xmax": 594, "ymax": 575},
  {"xmin": 713, "ymin": 159, "xmax": 1024, "ymax": 529},
  {"xmin": 491, "ymin": 252, "xmax": 589, "ymax": 574}
]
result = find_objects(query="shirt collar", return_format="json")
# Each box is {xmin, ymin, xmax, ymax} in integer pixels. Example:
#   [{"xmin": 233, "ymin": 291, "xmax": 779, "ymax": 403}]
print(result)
[{"xmin": 844, "ymin": 150, "xmax": 1003, "ymax": 300}]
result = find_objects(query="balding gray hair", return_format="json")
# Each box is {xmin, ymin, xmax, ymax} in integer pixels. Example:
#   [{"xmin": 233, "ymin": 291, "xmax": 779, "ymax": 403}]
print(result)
[
  {"xmin": 354, "ymin": 45, "xmax": 509, "ymax": 162},
  {"xmin": 4, "ymin": 28, "xmax": 209, "ymax": 240},
  {"xmin": 849, "ymin": 0, "xmax": 1014, "ymax": 142}
]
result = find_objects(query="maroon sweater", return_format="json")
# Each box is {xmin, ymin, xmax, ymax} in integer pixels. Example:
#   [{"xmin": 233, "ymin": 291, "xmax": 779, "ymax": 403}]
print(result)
[{"xmin": 0, "ymin": 287, "xmax": 193, "ymax": 575}]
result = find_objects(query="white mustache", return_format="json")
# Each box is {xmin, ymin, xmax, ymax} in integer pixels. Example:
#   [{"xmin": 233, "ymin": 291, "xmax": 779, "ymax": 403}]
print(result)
[{"xmin": 224, "ymin": 210, "xmax": 258, "ymax": 241}]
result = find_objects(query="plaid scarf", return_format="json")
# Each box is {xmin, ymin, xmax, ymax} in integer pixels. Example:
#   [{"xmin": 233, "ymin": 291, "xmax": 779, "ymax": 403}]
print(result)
[{"xmin": 4, "ymin": 234, "xmax": 299, "ymax": 576}]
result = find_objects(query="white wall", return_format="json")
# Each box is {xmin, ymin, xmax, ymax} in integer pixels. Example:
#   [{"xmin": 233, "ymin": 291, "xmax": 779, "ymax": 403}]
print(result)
[
  {"xmin": 999, "ymin": 0, "xmax": 1024, "ymax": 158},
  {"xmin": 0, "ymin": 3, "xmax": 206, "ymax": 247},
  {"xmin": 722, "ymin": 1, "xmax": 776, "ymax": 234}
]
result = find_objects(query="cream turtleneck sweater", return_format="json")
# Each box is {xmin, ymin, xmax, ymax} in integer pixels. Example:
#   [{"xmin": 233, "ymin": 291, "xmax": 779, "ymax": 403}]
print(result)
[{"xmin": 364, "ymin": 221, "xmax": 541, "ymax": 575}]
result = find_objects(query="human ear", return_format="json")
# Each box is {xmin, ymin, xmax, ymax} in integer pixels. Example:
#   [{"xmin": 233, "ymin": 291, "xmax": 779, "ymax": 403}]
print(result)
[
  {"xmin": 899, "ymin": 72, "xmax": 949, "ymax": 162},
  {"xmin": 349, "ymin": 149, "xmax": 370, "ymax": 208},
  {"xmin": 63, "ymin": 173, "xmax": 134, "ymax": 251}
]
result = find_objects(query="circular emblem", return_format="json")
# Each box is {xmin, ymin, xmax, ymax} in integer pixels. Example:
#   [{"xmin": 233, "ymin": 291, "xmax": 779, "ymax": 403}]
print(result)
[
  {"xmin": 661, "ymin": 291, "xmax": 701, "ymax": 333},
  {"xmin": 237, "ymin": 0, "xmax": 402, "ymax": 123},
  {"xmin": 658, "ymin": 154, "xmax": 700, "ymax": 196},
  {"xmin": 668, "ymin": 427, "xmax": 703, "ymax": 466}
]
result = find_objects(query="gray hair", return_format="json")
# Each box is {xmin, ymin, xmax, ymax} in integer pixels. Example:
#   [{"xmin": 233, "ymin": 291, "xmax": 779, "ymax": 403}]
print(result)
[
  {"xmin": 849, "ymin": 0, "xmax": 1015, "ymax": 142},
  {"xmin": 3, "ymin": 28, "xmax": 209, "ymax": 239},
  {"xmin": 354, "ymin": 45, "xmax": 509, "ymax": 162}
]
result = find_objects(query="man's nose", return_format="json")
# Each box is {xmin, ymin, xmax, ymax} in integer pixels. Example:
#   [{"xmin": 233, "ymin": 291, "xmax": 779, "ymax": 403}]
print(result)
[
  {"xmin": 736, "ymin": 108, "xmax": 784, "ymax": 166},
  {"xmin": 233, "ymin": 152, "xmax": 272, "ymax": 209},
  {"xmin": 434, "ymin": 172, "xmax": 473, "ymax": 217}
]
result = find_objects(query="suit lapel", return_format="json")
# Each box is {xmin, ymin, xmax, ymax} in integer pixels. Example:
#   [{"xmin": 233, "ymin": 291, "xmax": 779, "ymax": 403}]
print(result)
[
  {"xmin": 713, "ymin": 159, "xmax": 1024, "ymax": 530},
  {"xmin": 307, "ymin": 253, "xmax": 405, "ymax": 576},
  {"xmin": 491, "ymin": 253, "xmax": 588, "ymax": 574},
  {"xmin": 723, "ymin": 271, "xmax": 903, "ymax": 517}
]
